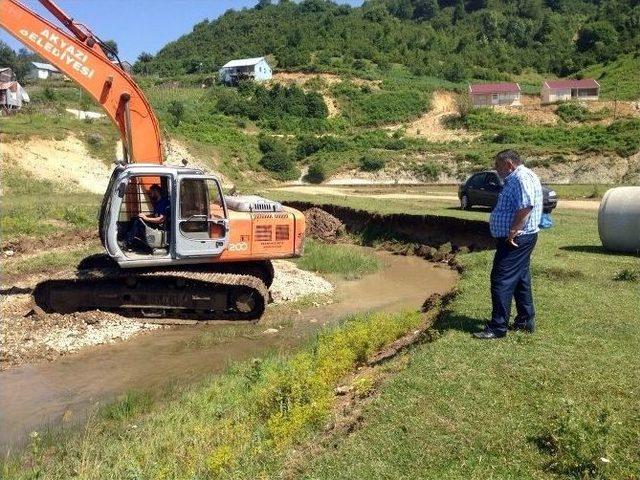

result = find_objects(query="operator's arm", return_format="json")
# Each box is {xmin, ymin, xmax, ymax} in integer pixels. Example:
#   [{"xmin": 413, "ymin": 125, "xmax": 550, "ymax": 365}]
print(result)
[
  {"xmin": 507, "ymin": 207, "xmax": 533, "ymax": 246},
  {"xmin": 139, "ymin": 213, "xmax": 165, "ymax": 225}
]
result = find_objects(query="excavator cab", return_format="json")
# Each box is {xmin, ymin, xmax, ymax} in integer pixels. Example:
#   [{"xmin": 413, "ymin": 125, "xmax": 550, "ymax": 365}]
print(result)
[{"xmin": 100, "ymin": 164, "xmax": 230, "ymax": 268}]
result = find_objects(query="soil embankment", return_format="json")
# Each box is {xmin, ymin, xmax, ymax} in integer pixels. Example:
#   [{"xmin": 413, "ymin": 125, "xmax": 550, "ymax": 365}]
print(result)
[{"xmin": 289, "ymin": 200, "xmax": 494, "ymax": 251}]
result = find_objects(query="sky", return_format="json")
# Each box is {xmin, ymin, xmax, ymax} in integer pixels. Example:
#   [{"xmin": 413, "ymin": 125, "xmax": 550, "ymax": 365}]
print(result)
[{"xmin": 1, "ymin": 0, "xmax": 363, "ymax": 63}]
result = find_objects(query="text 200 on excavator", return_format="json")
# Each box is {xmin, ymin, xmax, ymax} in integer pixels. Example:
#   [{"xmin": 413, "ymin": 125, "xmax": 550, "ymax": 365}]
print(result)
[{"xmin": 1, "ymin": 0, "xmax": 306, "ymax": 320}]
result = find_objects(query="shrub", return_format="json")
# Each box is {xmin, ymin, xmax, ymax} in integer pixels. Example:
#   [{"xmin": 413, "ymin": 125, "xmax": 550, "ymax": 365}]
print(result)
[
  {"xmin": 306, "ymin": 161, "xmax": 327, "ymax": 184},
  {"xmin": 43, "ymin": 86, "xmax": 56, "ymax": 100},
  {"xmin": 359, "ymin": 154, "xmax": 386, "ymax": 172},
  {"xmin": 258, "ymin": 136, "xmax": 286, "ymax": 154},
  {"xmin": 86, "ymin": 133, "xmax": 103, "ymax": 147},
  {"xmin": 260, "ymin": 150, "xmax": 292, "ymax": 172},
  {"xmin": 556, "ymin": 102, "xmax": 590, "ymax": 122},
  {"xmin": 412, "ymin": 161, "xmax": 441, "ymax": 181},
  {"xmin": 344, "ymin": 90, "xmax": 427, "ymax": 126},
  {"xmin": 296, "ymin": 135, "xmax": 348, "ymax": 159},
  {"xmin": 167, "ymin": 100, "xmax": 185, "ymax": 126},
  {"xmin": 385, "ymin": 138, "xmax": 407, "ymax": 150}
]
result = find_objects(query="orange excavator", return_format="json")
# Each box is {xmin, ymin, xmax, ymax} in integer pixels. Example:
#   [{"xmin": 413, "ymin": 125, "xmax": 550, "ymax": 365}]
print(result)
[{"xmin": 1, "ymin": 0, "xmax": 306, "ymax": 320}]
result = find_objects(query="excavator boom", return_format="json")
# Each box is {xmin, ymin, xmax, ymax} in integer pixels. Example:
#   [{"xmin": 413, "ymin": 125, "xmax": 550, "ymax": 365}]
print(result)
[{"xmin": 0, "ymin": 0, "xmax": 163, "ymax": 163}]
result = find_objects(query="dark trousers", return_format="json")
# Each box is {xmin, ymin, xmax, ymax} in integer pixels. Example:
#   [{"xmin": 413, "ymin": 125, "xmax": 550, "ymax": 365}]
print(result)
[
  {"xmin": 126, "ymin": 218, "xmax": 146, "ymax": 247},
  {"xmin": 488, "ymin": 233, "xmax": 538, "ymax": 335}
]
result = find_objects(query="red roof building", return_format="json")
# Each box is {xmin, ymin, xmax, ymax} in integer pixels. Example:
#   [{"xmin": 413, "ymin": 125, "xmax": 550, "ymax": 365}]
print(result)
[
  {"xmin": 541, "ymin": 78, "xmax": 599, "ymax": 103},
  {"xmin": 468, "ymin": 82, "xmax": 521, "ymax": 107}
]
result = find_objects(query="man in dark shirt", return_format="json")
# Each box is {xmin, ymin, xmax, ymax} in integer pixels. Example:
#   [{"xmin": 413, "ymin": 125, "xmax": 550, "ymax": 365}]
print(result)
[{"xmin": 125, "ymin": 184, "xmax": 170, "ymax": 251}]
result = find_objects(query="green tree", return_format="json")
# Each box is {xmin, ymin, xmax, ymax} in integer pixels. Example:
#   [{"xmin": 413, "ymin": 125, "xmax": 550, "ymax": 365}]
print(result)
[
  {"xmin": 167, "ymin": 100, "xmax": 185, "ymax": 126},
  {"xmin": 102, "ymin": 39, "xmax": 119, "ymax": 60},
  {"xmin": 453, "ymin": 0, "xmax": 466, "ymax": 23},
  {"xmin": 413, "ymin": 0, "xmax": 439, "ymax": 20},
  {"xmin": 576, "ymin": 21, "xmax": 619, "ymax": 62}
]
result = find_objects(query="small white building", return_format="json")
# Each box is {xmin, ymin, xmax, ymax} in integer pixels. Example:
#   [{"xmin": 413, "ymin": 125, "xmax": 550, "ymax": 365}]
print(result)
[
  {"xmin": 218, "ymin": 57, "xmax": 272, "ymax": 85},
  {"xmin": 469, "ymin": 82, "xmax": 521, "ymax": 107},
  {"xmin": 28, "ymin": 62, "xmax": 63, "ymax": 80},
  {"xmin": 541, "ymin": 79, "xmax": 600, "ymax": 104}
]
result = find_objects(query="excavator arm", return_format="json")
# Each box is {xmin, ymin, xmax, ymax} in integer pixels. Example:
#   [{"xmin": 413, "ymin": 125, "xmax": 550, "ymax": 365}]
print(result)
[{"xmin": 0, "ymin": 0, "xmax": 163, "ymax": 163}]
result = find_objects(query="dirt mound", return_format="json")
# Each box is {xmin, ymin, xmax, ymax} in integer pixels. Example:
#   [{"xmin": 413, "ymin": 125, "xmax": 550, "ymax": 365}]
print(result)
[
  {"xmin": 270, "ymin": 260, "xmax": 334, "ymax": 303},
  {"xmin": 1, "ymin": 135, "xmax": 113, "ymax": 194},
  {"xmin": 304, "ymin": 207, "xmax": 346, "ymax": 243}
]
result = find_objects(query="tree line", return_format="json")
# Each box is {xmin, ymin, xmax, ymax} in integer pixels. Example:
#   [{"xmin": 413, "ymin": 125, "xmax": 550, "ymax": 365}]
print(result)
[{"xmin": 135, "ymin": 0, "xmax": 639, "ymax": 80}]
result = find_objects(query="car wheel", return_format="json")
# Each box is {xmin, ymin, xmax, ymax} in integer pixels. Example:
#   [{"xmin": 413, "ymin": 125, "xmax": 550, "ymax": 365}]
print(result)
[{"xmin": 460, "ymin": 194, "xmax": 472, "ymax": 210}]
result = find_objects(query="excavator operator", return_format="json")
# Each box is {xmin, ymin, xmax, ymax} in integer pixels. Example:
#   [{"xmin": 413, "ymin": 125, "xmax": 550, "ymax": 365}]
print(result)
[{"xmin": 125, "ymin": 184, "xmax": 170, "ymax": 251}]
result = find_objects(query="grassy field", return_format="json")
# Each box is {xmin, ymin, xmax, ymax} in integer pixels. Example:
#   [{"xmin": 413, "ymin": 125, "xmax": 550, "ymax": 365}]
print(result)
[
  {"xmin": 284, "ymin": 196, "xmax": 640, "ymax": 479},
  {"xmin": 0, "ymin": 167, "xmax": 101, "ymax": 241},
  {"xmin": 3, "ymin": 194, "xmax": 638, "ymax": 478},
  {"xmin": 294, "ymin": 238, "xmax": 380, "ymax": 279}
]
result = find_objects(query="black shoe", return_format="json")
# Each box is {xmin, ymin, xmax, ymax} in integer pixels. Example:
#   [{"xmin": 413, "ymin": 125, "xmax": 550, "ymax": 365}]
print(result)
[
  {"xmin": 472, "ymin": 329, "xmax": 505, "ymax": 339},
  {"xmin": 510, "ymin": 323, "xmax": 534, "ymax": 333}
]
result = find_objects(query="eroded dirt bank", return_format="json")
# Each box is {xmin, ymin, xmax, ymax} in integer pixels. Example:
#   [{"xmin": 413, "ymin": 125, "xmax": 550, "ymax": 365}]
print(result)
[{"xmin": 288, "ymin": 200, "xmax": 494, "ymax": 252}]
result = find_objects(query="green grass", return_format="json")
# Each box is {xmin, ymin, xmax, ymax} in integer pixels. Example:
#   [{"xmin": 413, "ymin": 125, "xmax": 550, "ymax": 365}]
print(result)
[
  {"xmin": 1, "ymin": 167, "xmax": 101, "ymax": 241},
  {"xmin": 2, "ymin": 244, "xmax": 101, "ymax": 279},
  {"xmin": 272, "ymin": 197, "xmax": 640, "ymax": 479},
  {"xmin": 1, "ymin": 310, "xmax": 425, "ymax": 479},
  {"xmin": 3, "ymin": 194, "xmax": 639, "ymax": 478},
  {"xmin": 577, "ymin": 53, "xmax": 640, "ymax": 101},
  {"xmin": 295, "ymin": 238, "xmax": 380, "ymax": 280}
]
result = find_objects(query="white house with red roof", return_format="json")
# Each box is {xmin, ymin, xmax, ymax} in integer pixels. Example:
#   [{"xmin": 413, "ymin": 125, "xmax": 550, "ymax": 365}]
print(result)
[
  {"xmin": 541, "ymin": 78, "xmax": 599, "ymax": 104},
  {"xmin": 468, "ymin": 82, "xmax": 521, "ymax": 107}
]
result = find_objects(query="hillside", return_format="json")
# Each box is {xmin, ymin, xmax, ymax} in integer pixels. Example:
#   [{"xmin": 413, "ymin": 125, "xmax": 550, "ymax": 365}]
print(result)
[
  {"xmin": 138, "ymin": 0, "xmax": 640, "ymax": 83},
  {"xmin": 577, "ymin": 53, "xmax": 640, "ymax": 101},
  {"xmin": 2, "ymin": 0, "xmax": 640, "ymax": 188}
]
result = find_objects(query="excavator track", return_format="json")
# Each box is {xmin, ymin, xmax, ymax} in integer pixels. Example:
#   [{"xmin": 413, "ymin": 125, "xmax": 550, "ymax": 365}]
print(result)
[{"xmin": 33, "ymin": 264, "xmax": 270, "ymax": 322}]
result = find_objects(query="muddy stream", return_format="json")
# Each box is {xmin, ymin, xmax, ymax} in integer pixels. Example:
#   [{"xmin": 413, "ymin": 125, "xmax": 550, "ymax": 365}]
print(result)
[{"xmin": 0, "ymin": 249, "xmax": 456, "ymax": 452}]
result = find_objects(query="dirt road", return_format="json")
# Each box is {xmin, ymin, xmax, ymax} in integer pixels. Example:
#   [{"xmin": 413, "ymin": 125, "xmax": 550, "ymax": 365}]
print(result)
[{"xmin": 275, "ymin": 185, "xmax": 601, "ymax": 211}]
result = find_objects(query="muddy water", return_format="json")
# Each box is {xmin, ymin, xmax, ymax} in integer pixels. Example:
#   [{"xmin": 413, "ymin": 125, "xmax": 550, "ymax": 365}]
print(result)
[{"xmin": 0, "ymin": 250, "xmax": 456, "ymax": 452}]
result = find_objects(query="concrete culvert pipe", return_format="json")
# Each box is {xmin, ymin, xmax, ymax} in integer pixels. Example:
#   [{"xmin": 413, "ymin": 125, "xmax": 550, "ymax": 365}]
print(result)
[{"xmin": 598, "ymin": 186, "xmax": 640, "ymax": 254}]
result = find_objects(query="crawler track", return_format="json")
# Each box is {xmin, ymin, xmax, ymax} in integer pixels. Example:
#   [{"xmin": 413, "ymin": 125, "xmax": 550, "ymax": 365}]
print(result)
[{"xmin": 33, "ymin": 259, "xmax": 271, "ymax": 321}]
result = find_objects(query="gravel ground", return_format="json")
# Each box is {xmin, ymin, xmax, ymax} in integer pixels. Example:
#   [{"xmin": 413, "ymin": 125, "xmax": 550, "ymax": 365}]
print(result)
[
  {"xmin": 0, "ymin": 311, "xmax": 161, "ymax": 369},
  {"xmin": 270, "ymin": 260, "xmax": 334, "ymax": 303},
  {"xmin": 1, "ymin": 261, "xmax": 333, "ymax": 370}
]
